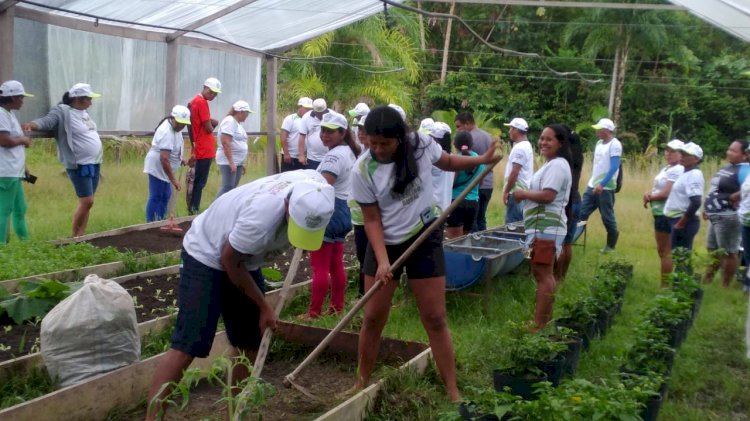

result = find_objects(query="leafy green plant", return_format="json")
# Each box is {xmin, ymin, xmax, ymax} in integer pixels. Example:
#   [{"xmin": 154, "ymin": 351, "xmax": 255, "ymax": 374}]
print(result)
[
  {"xmin": 0, "ymin": 367, "xmax": 60, "ymax": 410},
  {"xmin": 622, "ymin": 321, "xmax": 675, "ymax": 375},
  {"xmin": 502, "ymin": 322, "xmax": 567, "ymax": 377},
  {"xmin": 0, "ymin": 280, "xmax": 81, "ymax": 324},
  {"xmin": 645, "ymin": 294, "xmax": 692, "ymax": 331}
]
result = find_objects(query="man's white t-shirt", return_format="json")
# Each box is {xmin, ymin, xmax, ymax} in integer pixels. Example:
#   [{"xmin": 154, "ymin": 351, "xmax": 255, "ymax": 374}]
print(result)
[
  {"xmin": 216, "ymin": 115, "xmax": 248, "ymax": 166},
  {"xmin": 69, "ymin": 108, "xmax": 102, "ymax": 165},
  {"xmin": 587, "ymin": 138, "xmax": 622, "ymax": 190},
  {"xmin": 664, "ymin": 168, "xmax": 704, "ymax": 218},
  {"xmin": 351, "ymin": 135, "xmax": 444, "ymax": 245},
  {"xmin": 183, "ymin": 169, "xmax": 325, "ymax": 271},
  {"xmin": 281, "ymin": 113, "xmax": 303, "ymax": 159},
  {"xmin": 299, "ymin": 111, "xmax": 328, "ymax": 162},
  {"xmin": 0, "ymin": 107, "xmax": 25, "ymax": 177},
  {"xmin": 523, "ymin": 157, "xmax": 571, "ymax": 238},
  {"xmin": 143, "ymin": 119, "xmax": 183, "ymax": 182},
  {"xmin": 504, "ymin": 139, "xmax": 534, "ymax": 192},
  {"xmin": 317, "ymin": 144, "xmax": 356, "ymax": 200}
]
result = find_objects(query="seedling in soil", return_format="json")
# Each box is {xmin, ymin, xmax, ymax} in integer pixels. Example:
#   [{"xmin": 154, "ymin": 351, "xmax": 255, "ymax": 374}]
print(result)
[
  {"xmin": 131, "ymin": 285, "xmax": 143, "ymax": 292},
  {"xmin": 0, "ymin": 343, "xmax": 10, "ymax": 352},
  {"xmin": 3, "ymin": 325, "xmax": 11, "ymax": 333},
  {"xmin": 155, "ymin": 289, "xmax": 162, "ymax": 299}
]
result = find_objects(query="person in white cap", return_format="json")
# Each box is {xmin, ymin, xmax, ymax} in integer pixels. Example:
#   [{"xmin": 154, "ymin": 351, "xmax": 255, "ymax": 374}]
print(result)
[
  {"xmin": 146, "ymin": 169, "xmax": 335, "ymax": 421},
  {"xmin": 0, "ymin": 80, "xmax": 33, "ymax": 244},
  {"xmin": 23, "ymin": 83, "xmax": 103, "ymax": 237},
  {"xmin": 664, "ymin": 142, "xmax": 704, "ymax": 252},
  {"xmin": 349, "ymin": 102, "xmax": 370, "ymax": 148},
  {"xmin": 419, "ymin": 118, "xmax": 454, "ymax": 213},
  {"xmin": 502, "ymin": 117, "xmax": 534, "ymax": 224},
  {"xmin": 702, "ymin": 139, "xmax": 750, "ymax": 287},
  {"xmin": 349, "ymin": 115, "xmax": 371, "ymax": 297},
  {"xmin": 186, "ymin": 77, "xmax": 221, "ymax": 214},
  {"xmin": 215, "ymin": 100, "xmax": 254, "ymax": 198},
  {"xmin": 299, "ymin": 111, "xmax": 361, "ymax": 319},
  {"xmin": 579, "ymin": 117, "xmax": 622, "ymax": 253},
  {"xmin": 643, "ymin": 139, "xmax": 685, "ymax": 287},
  {"xmin": 280, "ymin": 97, "xmax": 313, "ymax": 172},
  {"xmin": 351, "ymin": 106, "xmax": 500, "ymax": 402},
  {"xmin": 143, "ymin": 105, "xmax": 191, "ymax": 223},
  {"xmin": 455, "ymin": 112, "xmax": 494, "ymax": 232},
  {"xmin": 298, "ymin": 98, "xmax": 329, "ymax": 169}
]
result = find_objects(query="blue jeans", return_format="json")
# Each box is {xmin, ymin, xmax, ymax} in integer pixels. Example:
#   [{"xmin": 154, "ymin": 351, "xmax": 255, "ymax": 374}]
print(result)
[
  {"xmin": 580, "ymin": 187, "xmax": 618, "ymax": 237},
  {"xmin": 188, "ymin": 158, "xmax": 212, "ymax": 214},
  {"xmin": 669, "ymin": 216, "xmax": 700, "ymax": 251},
  {"xmin": 505, "ymin": 193, "xmax": 524, "ymax": 224},
  {"xmin": 472, "ymin": 188, "xmax": 493, "ymax": 232},
  {"xmin": 216, "ymin": 164, "xmax": 244, "ymax": 198},
  {"xmin": 66, "ymin": 164, "xmax": 101, "ymax": 198},
  {"xmin": 146, "ymin": 175, "xmax": 172, "ymax": 222}
]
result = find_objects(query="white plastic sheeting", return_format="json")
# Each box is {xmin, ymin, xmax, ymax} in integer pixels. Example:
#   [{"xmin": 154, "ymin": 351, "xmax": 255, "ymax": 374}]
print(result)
[{"xmin": 670, "ymin": 0, "xmax": 750, "ymax": 43}]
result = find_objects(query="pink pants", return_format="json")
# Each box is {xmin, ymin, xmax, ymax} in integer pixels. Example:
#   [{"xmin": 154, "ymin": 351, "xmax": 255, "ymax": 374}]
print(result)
[{"xmin": 308, "ymin": 241, "xmax": 347, "ymax": 316}]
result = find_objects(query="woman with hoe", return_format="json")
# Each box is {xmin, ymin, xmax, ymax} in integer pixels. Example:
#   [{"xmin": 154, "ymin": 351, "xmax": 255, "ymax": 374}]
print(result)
[{"xmin": 350, "ymin": 106, "xmax": 499, "ymax": 401}]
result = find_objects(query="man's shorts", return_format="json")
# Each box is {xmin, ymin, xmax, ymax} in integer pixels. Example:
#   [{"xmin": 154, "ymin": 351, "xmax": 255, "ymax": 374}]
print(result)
[
  {"xmin": 363, "ymin": 226, "xmax": 445, "ymax": 280},
  {"xmin": 171, "ymin": 249, "xmax": 266, "ymax": 358}
]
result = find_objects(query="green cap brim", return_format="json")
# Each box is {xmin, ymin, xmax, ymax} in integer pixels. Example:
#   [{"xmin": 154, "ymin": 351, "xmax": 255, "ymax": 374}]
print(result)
[
  {"xmin": 348, "ymin": 110, "xmax": 358, "ymax": 117},
  {"xmin": 23, "ymin": 93, "xmax": 34, "ymax": 98},
  {"xmin": 174, "ymin": 118, "xmax": 191, "ymax": 125},
  {"xmin": 320, "ymin": 122, "xmax": 342, "ymax": 130},
  {"xmin": 208, "ymin": 87, "xmax": 221, "ymax": 93},
  {"xmin": 89, "ymin": 92, "xmax": 102, "ymax": 98},
  {"xmin": 288, "ymin": 218, "xmax": 325, "ymax": 251}
]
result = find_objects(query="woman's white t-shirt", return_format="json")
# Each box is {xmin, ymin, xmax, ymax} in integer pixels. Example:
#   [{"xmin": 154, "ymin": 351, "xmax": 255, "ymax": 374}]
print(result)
[
  {"xmin": 144, "ymin": 119, "xmax": 183, "ymax": 182},
  {"xmin": 650, "ymin": 164, "xmax": 684, "ymax": 216},
  {"xmin": 216, "ymin": 115, "xmax": 248, "ymax": 166},
  {"xmin": 0, "ymin": 108, "xmax": 25, "ymax": 177},
  {"xmin": 69, "ymin": 108, "xmax": 102, "ymax": 165},
  {"xmin": 664, "ymin": 168, "xmax": 704, "ymax": 218},
  {"xmin": 351, "ymin": 135, "xmax": 444, "ymax": 245},
  {"xmin": 317, "ymin": 144, "xmax": 356, "ymax": 200},
  {"xmin": 523, "ymin": 157, "xmax": 571, "ymax": 238}
]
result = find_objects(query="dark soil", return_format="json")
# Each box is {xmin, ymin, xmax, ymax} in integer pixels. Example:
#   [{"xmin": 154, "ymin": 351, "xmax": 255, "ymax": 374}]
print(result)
[{"xmin": 83, "ymin": 221, "xmax": 192, "ymax": 253}]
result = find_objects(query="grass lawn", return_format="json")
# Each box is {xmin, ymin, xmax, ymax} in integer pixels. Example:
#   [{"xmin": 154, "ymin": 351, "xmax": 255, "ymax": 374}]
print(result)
[{"xmin": 10, "ymin": 140, "xmax": 750, "ymax": 420}]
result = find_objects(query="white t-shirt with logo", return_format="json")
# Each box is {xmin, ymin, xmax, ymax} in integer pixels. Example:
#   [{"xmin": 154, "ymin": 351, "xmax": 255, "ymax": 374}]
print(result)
[
  {"xmin": 0, "ymin": 107, "xmax": 25, "ymax": 177},
  {"xmin": 664, "ymin": 168, "xmax": 704, "ymax": 218},
  {"xmin": 183, "ymin": 169, "xmax": 325, "ymax": 271},
  {"xmin": 523, "ymin": 157, "xmax": 571, "ymax": 238},
  {"xmin": 143, "ymin": 119, "xmax": 183, "ymax": 182},
  {"xmin": 738, "ymin": 176, "xmax": 750, "ymax": 226},
  {"xmin": 587, "ymin": 138, "xmax": 622, "ymax": 189},
  {"xmin": 351, "ymin": 135, "xmax": 444, "ymax": 245},
  {"xmin": 281, "ymin": 113, "xmax": 303, "ymax": 158},
  {"xmin": 650, "ymin": 164, "xmax": 684, "ymax": 216},
  {"xmin": 69, "ymin": 108, "xmax": 102, "ymax": 165},
  {"xmin": 299, "ymin": 111, "xmax": 328, "ymax": 162},
  {"xmin": 317, "ymin": 144, "xmax": 356, "ymax": 200},
  {"xmin": 504, "ymin": 139, "xmax": 534, "ymax": 192},
  {"xmin": 216, "ymin": 115, "xmax": 248, "ymax": 166}
]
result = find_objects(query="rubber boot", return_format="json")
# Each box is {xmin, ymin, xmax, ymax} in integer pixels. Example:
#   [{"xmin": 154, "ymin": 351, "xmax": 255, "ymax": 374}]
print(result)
[{"xmin": 607, "ymin": 231, "xmax": 619, "ymax": 250}]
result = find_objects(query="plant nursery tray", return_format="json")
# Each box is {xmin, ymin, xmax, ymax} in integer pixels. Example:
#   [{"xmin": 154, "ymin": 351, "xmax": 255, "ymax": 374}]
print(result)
[{"xmin": 0, "ymin": 322, "xmax": 430, "ymax": 421}]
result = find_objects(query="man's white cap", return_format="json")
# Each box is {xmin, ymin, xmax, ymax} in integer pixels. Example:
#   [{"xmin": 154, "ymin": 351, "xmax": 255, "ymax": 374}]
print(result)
[
  {"xmin": 503, "ymin": 117, "xmax": 528, "ymax": 132},
  {"xmin": 418, "ymin": 119, "xmax": 451, "ymax": 139},
  {"xmin": 592, "ymin": 118, "xmax": 615, "ymax": 131},
  {"xmin": 288, "ymin": 179, "xmax": 335, "ymax": 251},
  {"xmin": 665, "ymin": 139, "xmax": 684, "ymax": 151},
  {"xmin": 418, "ymin": 118, "xmax": 435, "ymax": 133},
  {"xmin": 298, "ymin": 97, "xmax": 313, "ymax": 108},
  {"xmin": 312, "ymin": 98, "xmax": 327, "ymax": 113},
  {"xmin": 354, "ymin": 114, "xmax": 367, "ymax": 127},
  {"xmin": 679, "ymin": 142, "xmax": 703, "ymax": 160},
  {"xmin": 0, "ymin": 80, "xmax": 33, "ymax": 97},
  {"xmin": 68, "ymin": 83, "xmax": 101, "ymax": 98},
  {"xmin": 232, "ymin": 100, "xmax": 254, "ymax": 113},
  {"xmin": 171, "ymin": 105, "xmax": 191, "ymax": 125},
  {"xmin": 348, "ymin": 102, "xmax": 370, "ymax": 118},
  {"xmin": 388, "ymin": 103, "xmax": 406, "ymax": 122},
  {"xmin": 204, "ymin": 77, "xmax": 222, "ymax": 94},
  {"xmin": 320, "ymin": 111, "xmax": 348, "ymax": 130}
]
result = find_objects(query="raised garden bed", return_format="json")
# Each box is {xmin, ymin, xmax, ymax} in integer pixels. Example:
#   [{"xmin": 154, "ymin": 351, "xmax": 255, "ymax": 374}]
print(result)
[{"xmin": 0, "ymin": 322, "xmax": 430, "ymax": 421}]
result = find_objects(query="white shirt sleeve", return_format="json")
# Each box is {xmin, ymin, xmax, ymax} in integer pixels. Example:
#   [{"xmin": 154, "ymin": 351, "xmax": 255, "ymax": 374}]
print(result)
[
  {"xmin": 318, "ymin": 151, "xmax": 345, "ymax": 178},
  {"xmin": 610, "ymin": 139, "xmax": 623, "ymax": 157},
  {"xmin": 424, "ymin": 136, "xmax": 444, "ymax": 164},
  {"xmin": 351, "ymin": 160, "xmax": 377, "ymax": 205},
  {"xmin": 540, "ymin": 159, "xmax": 567, "ymax": 193},
  {"xmin": 299, "ymin": 114, "xmax": 310, "ymax": 136},
  {"xmin": 666, "ymin": 165, "xmax": 684, "ymax": 183},
  {"xmin": 153, "ymin": 122, "xmax": 173, "ymax": 151},
  {"xmin": 0, "ymin": 111, "xmax": 13, "ymax": 133},
  {"xmin": 228, "ymin": 197, "xmax": 285, "ymax": 255},
  {"xmin": 281, "ymin": 115, "xmax": 294, "ymax": 133},
  {"xmin": 685, "ymin": 170, "xmax": 705, "ymax": 198},
  {"xmin": 220, "ymin": 116, "xmax": 237, "ymax": 136}
]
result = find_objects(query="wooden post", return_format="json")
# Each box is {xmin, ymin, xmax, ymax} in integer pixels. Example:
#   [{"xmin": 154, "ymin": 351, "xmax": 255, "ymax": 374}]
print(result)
[
  {"xmin": 440, "ymin": 1, "xmax": 456, "ymax": 85},
  {"xmin": 165, "ymin": 40, "xmax": 179, "ymax": 113},
  {"xmin": 0, "ymin": 4, "xmax": 15, "ymax": 82},
  {"xmin": 265, "ymin": 55, "xmax": 278, "ymax": 175}
]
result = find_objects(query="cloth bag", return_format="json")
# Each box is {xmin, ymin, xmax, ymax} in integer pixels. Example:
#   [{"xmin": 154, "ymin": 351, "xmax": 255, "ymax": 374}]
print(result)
[{"xmin": 41, "ymin": 274, "xmax": 140, "ymax": 386}]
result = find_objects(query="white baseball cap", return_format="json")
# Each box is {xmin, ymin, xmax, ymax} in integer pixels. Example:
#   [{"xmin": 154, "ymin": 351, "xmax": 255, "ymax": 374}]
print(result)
[
  {"xmin": 312, "ymin": 98, "xmax": 327, "ymax": 113},
  {"xmin": 430, "ymin": 122, "xmax": 452, "ymax": 139},
  {"xmin": 388, "ymin": 104, "xmax": 406, "ymax": 122},
  {"xmin": 665, "ymin": 139, "xmax": 684, "ymax": 151},
  {"xmin": 68, "ymin": 83, "xmax": 101, "ymax": 98},
  {"xmin": 592, "ymin": 118, "xmax": 616, "ymax": 131},
  {"xmin": 232, "ymin": 100, "xmax": 254, "ymax": 113},
  {"xmin": 320, "ymin": 111, "xmax": 348, "ymax": 130},
  {"xmin": 171, "ymin": 105, "xmax": 191, "ymax": 125},
  {"xmin": 204, "ymin": 77, "xmax": 222, "ymax": 93},
  {"xmin": 288, "ymin": 179, "xmax": 335, "ymax": 250},
  {"xmin": 298, "ymin": 97, "xmax": 313, "ymax": 108},
  {"xmin": 503, "ymin": 117, "xmax": 529, "ymax": 132},
  {"xmin": 418, "ymin": 118, "xmax": 435, "ymax": 133},
  {"xmin": 354, "ymin": 114, "xmax": 367, "ymax": 127},
  {"xmin": 348, "ymin": 102, "xmax": 370, "ymax": 118},
  {"xmin": 679, "ymin": 142, "xmax": 703, "ymax": 160},
  {"xmin": 0, "ymin": 80, "xmax": 33, "ymax": 97}
]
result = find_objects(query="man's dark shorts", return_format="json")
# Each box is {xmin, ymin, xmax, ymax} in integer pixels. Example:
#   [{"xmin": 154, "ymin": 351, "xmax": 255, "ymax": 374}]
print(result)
[
  {"xmin": 363, "ymin": 225, "xmax": 445, "ymax": 280},
  {"xmin": 171, "ymin": 249, "xmax": 266, "ymax": 358}
]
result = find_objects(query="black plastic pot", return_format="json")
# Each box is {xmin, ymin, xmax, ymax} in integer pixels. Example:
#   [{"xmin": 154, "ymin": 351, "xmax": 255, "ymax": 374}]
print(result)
[
  {"xmin": 560, "ymin": 335, "xmax": 583, "ymax": 377},
  {"xmin": 538, "ymin": 354, "xmax": 565, "ymax": 386},
  {"xmin": 458, "ymin": 402, "xmax": 501, "ymax": 421},
  {"xmin": 556, "ymin": 318, "xmax": 597, "ymax": 350},
  {"xmin": 640, "ymin": 394, "xmax": 663, "ymax": 421},
  {"xmin": 493, "ymin": 369, "xmax": 547, "ymax": 400},
  {"xmin": 691, "ymin": 288, "xmax": 704, "ymax": 320}
]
